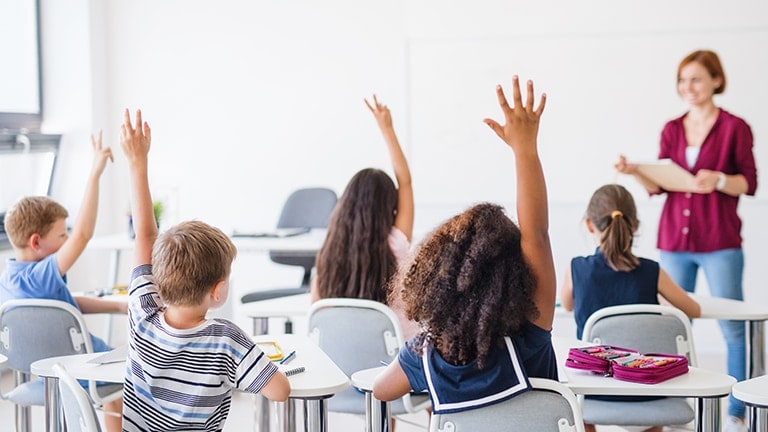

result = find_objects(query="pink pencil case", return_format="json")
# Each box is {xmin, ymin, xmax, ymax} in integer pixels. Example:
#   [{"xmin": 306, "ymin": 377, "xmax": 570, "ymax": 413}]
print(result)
[{"xmin": 565, "ymin": 345, "xmax": 689, "ymax": 384}]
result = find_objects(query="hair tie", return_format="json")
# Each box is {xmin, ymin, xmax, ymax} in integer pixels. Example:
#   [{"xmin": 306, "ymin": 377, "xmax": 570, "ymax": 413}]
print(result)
[{"xmin": 611, "ymin": 210, "xmax": 623, "ymax": 219}]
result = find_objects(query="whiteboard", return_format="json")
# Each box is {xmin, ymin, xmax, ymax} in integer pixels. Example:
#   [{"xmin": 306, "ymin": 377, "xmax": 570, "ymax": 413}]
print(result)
[{"xmin": 407, "ymin": 29, "xmax": 768, "ymax": 205}]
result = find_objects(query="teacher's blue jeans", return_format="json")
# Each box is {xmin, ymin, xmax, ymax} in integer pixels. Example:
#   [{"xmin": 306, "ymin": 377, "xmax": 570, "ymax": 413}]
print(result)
[{"xmin": 660, "ymin": 248, "xmax": 746, "ymax": 418}]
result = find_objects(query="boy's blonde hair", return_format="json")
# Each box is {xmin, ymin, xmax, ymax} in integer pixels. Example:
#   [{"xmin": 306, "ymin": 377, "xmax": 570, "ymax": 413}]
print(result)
[
  {"xmin": 151, "ymin": 220, "xmax": 237, "ymax": 306},
  {"xmin": 3, "ymin": 196, "xmax": 68, "ymax": 249}
]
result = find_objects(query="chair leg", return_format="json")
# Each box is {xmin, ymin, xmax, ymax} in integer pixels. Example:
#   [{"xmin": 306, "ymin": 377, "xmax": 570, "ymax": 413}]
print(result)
[
  {"xmin": 13, "ymin": 371, "xmax": 32, "ymax": 432},
  {"xmin": 15, "ymin": 404, "xmax": 31, "ymax": 432}
]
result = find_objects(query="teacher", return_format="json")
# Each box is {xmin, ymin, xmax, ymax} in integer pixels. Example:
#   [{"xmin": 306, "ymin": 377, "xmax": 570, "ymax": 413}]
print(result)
[{"xmin": 616, "ymin": 49, "xmax": 757, "ymax": 432}]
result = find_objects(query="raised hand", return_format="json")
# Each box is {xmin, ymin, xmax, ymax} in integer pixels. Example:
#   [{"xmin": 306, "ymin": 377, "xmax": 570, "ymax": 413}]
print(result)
[
  {"xmin": 90, "ymin": 129, "xmax": 114, "ymax": 175},
  {"xmin": 120, "ymin": 109, "xmax": 151, "ymax": 163},
  {"xmin": 483, "ymin": 76, "xmax": 546, "ymax": 154},
  {"xmin": 364, "ymin": 95, "xmax": 394, "ymax": 131}
]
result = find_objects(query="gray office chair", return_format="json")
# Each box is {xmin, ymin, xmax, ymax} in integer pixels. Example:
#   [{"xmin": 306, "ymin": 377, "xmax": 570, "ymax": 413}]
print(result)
[
  {"xmin": 53, "ymin": 363, "xmax": 103, "ymax": 432},
  {"xmin": 428, "ymin": 378, "xmax": 585, "ymax": 432},
  {"xmin": 308, "ymin": 298, "xmax": 431, "ymax": 428},
  {"xmin": 240, "ymin": 187, "xmax": 337, "ymax": 304},
  {"xmin": 0, "ymin": 299, "xmax": 122, "ymax": 432},
  {"xmin": 580, "ymin": 304, "xmax": 698, "ymax": 428}
]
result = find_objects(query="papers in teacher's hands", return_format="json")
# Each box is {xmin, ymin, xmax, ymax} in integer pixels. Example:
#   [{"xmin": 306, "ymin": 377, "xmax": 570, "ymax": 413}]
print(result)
[
  {"xmin": 87, "ymin": 345, "xmax": 128, "ymax": 364},
  {"xmin": 635, "ymin": 159, "xmax": 695, "ymax": 192}
]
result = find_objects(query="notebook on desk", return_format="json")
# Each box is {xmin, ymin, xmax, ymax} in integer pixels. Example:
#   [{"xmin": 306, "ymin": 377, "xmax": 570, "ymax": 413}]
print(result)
[{"xmin": 231, "ymin": 227, "xmax": 311, "ymax": 238}]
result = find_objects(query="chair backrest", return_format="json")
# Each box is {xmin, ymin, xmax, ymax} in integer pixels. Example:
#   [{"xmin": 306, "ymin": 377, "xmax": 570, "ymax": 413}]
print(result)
[
  {"xmin": 269, "ymin": 187, "xmax": 338, "ymax": 285},
  {"xmin": 0, "ymin": 298, "xmax": 122, "ymax": 408},
  {"xmin": 307, "ymin": 298, "xmax": 425, "ymax": 414},
  {"xmin": 429, "ymin": 378, "xmax": 585, "ymax": 432},
  {"xmin": 0, "ymin": 299, "xmax": 93, "ymax": 374},
  {"xmin": 53, "ymin": 363, "xmax": 103, "ymax": 432},
  {"xmin": 581, "ymin": 304, "xmax": 698, "ymax": 366}
]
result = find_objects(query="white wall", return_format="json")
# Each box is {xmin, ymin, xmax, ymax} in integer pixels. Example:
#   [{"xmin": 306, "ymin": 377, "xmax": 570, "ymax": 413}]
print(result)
[{"xmin": 14, "ymin": 0, "xmax": 767, "ymax": 352}]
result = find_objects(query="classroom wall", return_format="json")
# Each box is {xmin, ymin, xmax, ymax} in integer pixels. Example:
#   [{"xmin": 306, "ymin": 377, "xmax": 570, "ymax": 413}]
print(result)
[{"xmin": 18, "ymin": 0, "xmax": 768, "ymax": 352}]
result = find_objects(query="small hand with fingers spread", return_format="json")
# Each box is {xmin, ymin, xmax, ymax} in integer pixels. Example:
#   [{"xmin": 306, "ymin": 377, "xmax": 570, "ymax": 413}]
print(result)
[
  {"xmin": 90, "ymin": 129, "xmax": 114, "ymax": 175},
  {"xmin": 364, "ymin": 95, "xmax": 394, "ymax": 131},
  {"xmin": 120, "ymin": 109, "xmax": 152, "ymax": 163},
  {"xmin": 483, "ymin": 76, "xmax": 546, "ymax": 154}
]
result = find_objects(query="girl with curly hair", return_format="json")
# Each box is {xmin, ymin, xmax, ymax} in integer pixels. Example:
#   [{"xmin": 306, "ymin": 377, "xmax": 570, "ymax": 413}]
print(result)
[
  {"xmin": 373, "ymin": 76, "xmax": 558, "ymax": 414},
  {"xmin": 311, "ymin": 94, "xmax": 419, "ymax": 339}
]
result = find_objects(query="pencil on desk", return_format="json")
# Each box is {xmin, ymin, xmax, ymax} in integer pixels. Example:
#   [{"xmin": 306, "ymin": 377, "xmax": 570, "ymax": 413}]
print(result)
[{"xmin": 280, "ymin": 350, "xmax": 296, "ymax": 365}]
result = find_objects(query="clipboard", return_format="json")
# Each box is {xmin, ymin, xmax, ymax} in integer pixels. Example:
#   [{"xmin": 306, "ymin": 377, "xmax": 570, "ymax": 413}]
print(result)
[{"xmin": 635, "ymin": 159, "xmax": 695, "ymax": 192}]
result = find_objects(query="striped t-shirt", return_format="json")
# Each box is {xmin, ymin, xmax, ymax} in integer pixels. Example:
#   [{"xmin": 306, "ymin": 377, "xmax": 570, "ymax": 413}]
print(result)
[{"xmin": 123, "ymin": 264, "xmax": 278, "ymax": 432}]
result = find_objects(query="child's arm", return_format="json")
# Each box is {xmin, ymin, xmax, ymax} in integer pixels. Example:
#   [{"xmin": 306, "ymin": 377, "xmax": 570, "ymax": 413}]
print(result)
[
  {"xmin": 365, "ymin": 96, "xmax": 414, "ymax": 241},
  {"xmin": 483, "ymin": 76, "xmax": 556, "ymax": 330},
  {"xmin": 119, "ymin": 109, "xmax": 156, "ymax": 267},
  {"xmin": 56, "ymin": 130, "xmax": 113, "ymax": 275},
  {"xmin": 259, "ymin": 371, "xmax": 290, "ymax": 402},
  {"xmin": 559, "ymin": 262, "xmax": 574, "ymax": 311},
  {"xmin": 372, "ymin": 358, "xmax": 413, "ymax": 401},
  {"xmin": 657, "ymin": 269, "xmax": 701, "ymax": 318},
  {"xmin": 74, "ymin": 296, "xmax": 128, "ymax": 315}
]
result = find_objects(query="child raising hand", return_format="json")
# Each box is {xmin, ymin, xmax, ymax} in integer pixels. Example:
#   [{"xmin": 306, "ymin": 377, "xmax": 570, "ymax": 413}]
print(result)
[{"xmin": 373, "ymin": 76, "xmax": 558, "ymax": 414}]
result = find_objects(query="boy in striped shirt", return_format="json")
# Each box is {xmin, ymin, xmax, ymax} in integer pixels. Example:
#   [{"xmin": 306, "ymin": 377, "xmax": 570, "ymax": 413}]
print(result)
[{"xmin": 119, "ymin": 109, "xmax": 290, "ymax": 431}]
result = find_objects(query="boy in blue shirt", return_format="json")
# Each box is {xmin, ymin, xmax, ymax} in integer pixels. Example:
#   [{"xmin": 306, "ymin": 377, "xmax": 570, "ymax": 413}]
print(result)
[{"xmin": 0, "ymin": 131, "xmax": 126, "ymax": 432}]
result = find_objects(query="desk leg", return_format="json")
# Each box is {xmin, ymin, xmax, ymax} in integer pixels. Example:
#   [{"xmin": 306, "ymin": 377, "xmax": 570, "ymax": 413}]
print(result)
[
  {"xmin": 253, "ymin": 394, "xmax": 271, "ymax": 432},
  {"xmin": 252, "ymin": 317, "xmax": 269, "ymax": 336},
  {"xmin": 364, "ymin": 391, "xmax": 390, "ymax": 432},
  {"xmin": 276, "ymin": 399, "xmax": 297, "ymax": 432},
  {"xmin": 745, "ymin": 405, "xmax": 768, "ymax": 432},
  {"xmin": 43, "ymin": 376, "xmax": 61, "ymax": 432},
  {"xmin": 746, "ymin": 321, "xmax": 765, "ymax": 378},
  {"xmin": 302, "ymin": 397, "xmax": 330, "ymax": 432},
  {"xmin": 694, "ymin": 397, "xmax": 722, "ymax": 432}
]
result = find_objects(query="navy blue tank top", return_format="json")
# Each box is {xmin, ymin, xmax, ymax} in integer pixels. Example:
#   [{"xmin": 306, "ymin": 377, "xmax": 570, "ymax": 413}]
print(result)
[{"xmin": 572, "ymin": 249, "xmax": 660, "ymax": 339}]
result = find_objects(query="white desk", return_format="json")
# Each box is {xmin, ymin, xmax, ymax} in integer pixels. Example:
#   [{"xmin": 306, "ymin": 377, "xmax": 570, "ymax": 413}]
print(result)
[
  {"xmin": 243, "ymin": 293, "xmax": 312, "ymax": 335},
  {"xmin": 88, "ymin": 230, "xmax": 328, "ymax": 288},
  {"xmin": 732, "ymin": 375, "xmax": 768, "ymax": 432},
  {"xmin": 352, "ymin": 338, "xmax": 736, "ymax": 432},
  {"xmin": 0, "ymin": 353, "xmax": 7, "ymax": 366},
  {"xmin": 692, "ymin": 293, "xmax": 768, "ymax": 378},
  {"xmin": 31, "ymin": 334, "xmax": 348, "ymax": 432}
]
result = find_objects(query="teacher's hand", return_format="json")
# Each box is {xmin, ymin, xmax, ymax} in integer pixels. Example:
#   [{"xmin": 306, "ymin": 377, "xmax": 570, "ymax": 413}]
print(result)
[
  {"xmin": 693, "ymin": 169, "xmax": 720, "ymax": 194},
  {"xmin": 614, "ymin": 155, "xmax": 638, "ymax": 174}
]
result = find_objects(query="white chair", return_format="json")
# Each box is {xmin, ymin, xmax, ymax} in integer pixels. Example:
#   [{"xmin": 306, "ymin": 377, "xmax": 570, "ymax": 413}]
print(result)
[
  {"xmin": 428, "ymin": 378, "xmax": 585, "ymax": 432},
  {"xmin": 308, "ymin": 298, "xmax": 431, "ymax": 427},
  {"xmin": 52, "ymin": 363, "xmax": 103, "ymax": 432},
  {"xmin": 0, "ymin": 299, "xmax": 122, "ymax": 432},
  {"xmin": 580, "ymin": 304, "xmax": 698, "ymax": 428}
]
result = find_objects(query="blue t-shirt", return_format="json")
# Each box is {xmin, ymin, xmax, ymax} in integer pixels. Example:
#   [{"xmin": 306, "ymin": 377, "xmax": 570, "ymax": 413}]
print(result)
[
  {"xmin": 571, "ymin": 249, "xmax": 660, "ymax": 339},
  {"xmin": 0, "ymin": 255, "xmax": 77, "ymax": 307},
  {"xmin": 398, "ymin": 321, "xmax": 557, "ymax": 413}
]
